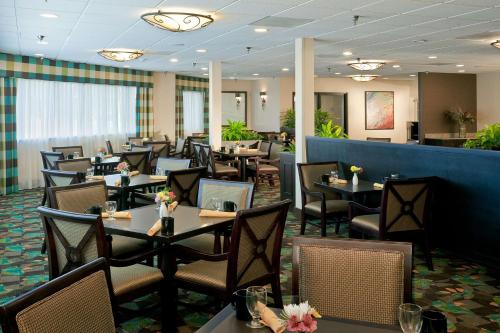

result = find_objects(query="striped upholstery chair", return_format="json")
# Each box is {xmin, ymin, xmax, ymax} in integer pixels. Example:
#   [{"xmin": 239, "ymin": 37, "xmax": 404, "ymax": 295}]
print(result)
[
  {"xmin": 47, "ymin": 182, "xmax": 151, "ymax": 260},
  {"xmin": 40, "ymin": 151, "xmax": 63, "ymax": 170},
  {"xmin": 55, "ymin": 158, "xmax": 92, "ymax": 173},
  {"xmin": 292, "ymin": 237, "xmax": 412, "ymax": 325},
  {"xmin": 52, "ymin": 145, "xmax": 84, "ymax": 159},
  {"xmin": 0, "ymin": 259, "xmax": 115, "ymax": 333}
]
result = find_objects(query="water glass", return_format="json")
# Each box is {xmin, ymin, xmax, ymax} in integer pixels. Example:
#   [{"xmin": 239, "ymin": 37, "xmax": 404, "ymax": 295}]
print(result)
[
  {"xmin": 399, "ymin": 303, "xmax": 423, "ymax": 333},
  {"xmin": 73, "ymin": 152, "xmax": 80, "ymax": 159},
  {"xmin": 156, "ymin": 167, "xmax": 164, "ymax": 176},
  {"xmin": 246, "ymin": 286, "xmax": 267, "ymax": 328},
  {"xmin": 104, "ymin": 201, "xmax": 117, "ymax": 220},
  {"xmin": 86, "ymin": 168, "xmax": 94, "ymax": 177},
  {"xmin": 330, "ymin": 170, "xmax": 339, "ymax": 183}
]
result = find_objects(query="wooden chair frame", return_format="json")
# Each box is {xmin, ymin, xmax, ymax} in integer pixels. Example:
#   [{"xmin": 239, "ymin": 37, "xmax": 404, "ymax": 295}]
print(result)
[
  {"xmin": 167, "ymin": 167, "xmax": 208, "ymax": 207},
  {"xmin": 40, "ymin": 151, "xmax": 63, "ymax": 170},
  {"xmin": 120, "ymin": 151, "xmax": 151, "ymax": 174},
  {"xmin": 52, "ymin": 145, "xmax": 84, "ymax": 158}
]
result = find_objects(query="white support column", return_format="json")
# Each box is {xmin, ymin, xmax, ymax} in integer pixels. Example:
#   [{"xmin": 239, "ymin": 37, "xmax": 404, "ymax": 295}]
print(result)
[
  {"xmin": 209, "ymin": 61, "xmax": 222, "ymax": 149},
  {"xmin": 295, "ymin": 38, "xmax": 315, "ymax": 208}
]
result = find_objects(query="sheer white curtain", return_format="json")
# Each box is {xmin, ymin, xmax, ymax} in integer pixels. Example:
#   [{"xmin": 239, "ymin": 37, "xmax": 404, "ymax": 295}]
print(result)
[
  {"xmin": 182, "ymin": 91, "xmax": 204, "ymax": 136},
  {"xmin": 16, "ymin": 78, "xmax": 136, "ymax": 189}
]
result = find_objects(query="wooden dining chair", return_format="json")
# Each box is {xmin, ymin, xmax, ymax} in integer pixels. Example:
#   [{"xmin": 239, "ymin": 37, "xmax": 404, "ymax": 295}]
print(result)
[
  {"xmin": 172, "ymin": 199, "xmax": 292, "ymax": 311},
  {"xmin": 170, "ymin": 138, "xmax": 186, "ymax": 158},
  {"xmin": 55, "ymin": 158, "xmax": 92, "ymax": 173},
  {"xmin": 128, "ymin": 137, "xmax": 144, "ymax": 146},
  {"xmin": 156, "ymin": 157, "xmax": 191, "ymax": 172},
  {"xmin": 37, "ymin": 206, "xmax": 167, "ymax": 331},
  {"xmin": 292, "ymin": 237, "xmax": 412, "ymax": 325},
  {"xmin": 247, "ymin": 142, "xmax": 281, "ymax": 188},
  {"xmin": 144, "ymin": 141, "xmax": 170, "ymax": 172},
  {"xmin": 349, "ymin": 177, "xmax": 435, "ymax": 270},
  {"xmin": 119, "ymin": 151, "xmax": 151, "ymax": 174},
  {"xmin": 193, "ymin": 143, "xmax": 239, "ymax": 180},
  {"xmin": 167, "ymin": 167, "xmax": 207, "ymax": 206},
  {"xmin": 40, "ymin": 151, "xmax": 63, "ymax": 170},
  {"xmin": 52, "ymin": 145, "xmax": 84, "ymax": 158},
  {"xmin": 47, "ymin": 182, "xmax": 152, "ymax": 260},
  {"xmin": 297, "ymin": 161, "xmax": 350, "ymax": 237},
  {"xmin": 0, "ymin": 258, "xmax": 116, "ymax": 333}
]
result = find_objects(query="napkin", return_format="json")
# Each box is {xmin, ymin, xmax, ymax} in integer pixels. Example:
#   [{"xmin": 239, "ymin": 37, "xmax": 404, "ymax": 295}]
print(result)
[
  {"xmin": 149, "ymin": 175, "xmax": 168, "ymax": 180},
  {"xmin": 373, "ymin": 182, "xmax": 384, "ymax": 189},
  {"xmin": 129, "ymin": 170, "xmax": 140, "ymax": 177},
  {"xmin": 147, "ymin": 219, "xmax": 161, "ymax": 236},
  {"xmin": 335, "ymin": 178, "xmax": 348, "ymax": 184},
  {"xmin": 256, "ymin": 302, "xmax": 285, "ymax": 333},
  {"xmin": 86, "ymin": 175, "xmax": 104, "ymax": 180},
  {"xmin": 247, "ymin": 148, "xmax": 259, "ymax": 152},
  {"xmin": 199, "ymin": 210, "xmax": 236, "ymax": 218},
  {"xmin": 103, "ymin": 154, "xmax": 113, "ymax": 159},
  {"xmin": 114, "ymin": 179, "xmax": 121, "ymax": 186},
  {"xmin": 102, "ymin": 211, "xmax": 132, "ymax": 219}
]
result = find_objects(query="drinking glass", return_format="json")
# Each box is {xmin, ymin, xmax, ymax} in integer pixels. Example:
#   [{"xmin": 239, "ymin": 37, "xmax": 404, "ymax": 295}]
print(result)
[
  {"xmin": 104, "ymin": 201, "xmax": 117, "ymax": 220},
  {"xmin": 399, "ymin": 303, "xmax": 423, "ymax": 333},
  {"xmin": 246, "ymin": 286, "xmax": 267, "ymax": 328},
  {"xmin": 156, "ymin": 167, "xmax": 164, "ymax": 176},
  {"xmin": 73, "ymin": 152, "xmax": 80, "ymax": 158},
  {"xmin": 330, "ymin": 170, "xmax": 339, "ymax": 182},
  {"xmin": 86, "ymin": 168, "xmax": 94, "ymax": 177},
  {"xmin": 208, "ymin": 198, "xmax": 222, "ymax": 211}
]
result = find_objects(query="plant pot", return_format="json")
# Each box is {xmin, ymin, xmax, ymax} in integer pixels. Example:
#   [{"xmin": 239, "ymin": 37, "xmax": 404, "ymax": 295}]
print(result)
[{"xmin": 458, "ymin": 124, "xmax": 467, "ymax": 138}]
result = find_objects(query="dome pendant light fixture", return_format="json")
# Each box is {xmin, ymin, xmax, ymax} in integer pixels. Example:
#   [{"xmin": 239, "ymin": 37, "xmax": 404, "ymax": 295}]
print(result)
[
  {"xmin": 491, "ymin": 40, "xmax": 500, "ymax": 49},
  {"xmin": 98, "ymin": 49, "xmax": 143, "ymax": 62},
  {"xmin": 348, "ymin": 58, "xmax": 385, "ymax": 71},
  {"xmin": 350, "ymin": 74, "xmax": 379, "ymax": 82},
  {"xmin": 141, "ymin": 10, "xmax": 214, "ymax": 32}
]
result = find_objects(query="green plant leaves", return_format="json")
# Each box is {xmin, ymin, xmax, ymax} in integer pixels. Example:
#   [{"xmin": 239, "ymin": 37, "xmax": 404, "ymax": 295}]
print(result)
[
  {"xmin": 221, "ymin": 120, "xmax": 263, "ymax": 141},
  {"xmin": 317, "ymin": 120, "xmax": 348, "ymax": 139},
  {"xmin": 464, "ymin": 123, "xmax": 500, "ymax": 150}
]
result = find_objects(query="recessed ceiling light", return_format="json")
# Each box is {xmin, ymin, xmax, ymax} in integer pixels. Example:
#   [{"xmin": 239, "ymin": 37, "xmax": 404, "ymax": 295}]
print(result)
[
  {"xmin": 34, "ymin": 53, "xmax": 44, "ymax": 57},
  {"xmin": 123, "ymin": 65, "xmax": 130, "ymax": 68},
  {"xmin": 170, "ymin": 58, "xmax": 178, "ymax": 63},
  {"xmin": 342, "ymin": 51, "xmax": 352, "ymax": 56},
  {"xmin": 254, "ymin": 28, "xmax": 268, "ymax": 33},
  {"xmin": 409, "ymin": 74, "xmax": 417, "ymax": 77},
  {"xmin": 334, "ymin": 72, "xmax": 341, "ymax": 75},
  {"xmin": 456, "ymin": 64, "xmax": 465, "ymax": 67},
  {"xmin": 203, "ymin": 73, "xmax": 209, "ymax": 76},
  {"xmin": 196, "ymin": 49, "xmax": 207, "ymax": 53},
  {"xmin": 392, "ymin": 64, "xmax": 400, "ymax": 68},
  {"xmin": 40, "ymin": 13, "xmax": 58, "ymax": 19},
  {"xmin": 428, "ymin": 55, "xmax": 437, "ymax": 59},
  {"xmin": 282, "ymin": 68, "xmax": 289, "ymax": 71},
  {"xmin": 458, "ymin": 69, "xmax": 465, "ymax": 73},
  {"xmin": 252, "ymin": 73, "xmax": 259, "ymax": 76},
  {"xmin": 383, "ymin": 77, "xmax": 389, "ymax": 80},
  {"xmin": 201, "ymin": 67, "xmax": 208, "ymax": 71}
]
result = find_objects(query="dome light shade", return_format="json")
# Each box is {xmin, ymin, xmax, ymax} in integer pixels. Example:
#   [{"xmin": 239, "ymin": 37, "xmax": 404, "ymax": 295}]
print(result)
[
  {"xmin": 491, "ymin": 40, "xmax": 500, "ymax": 49},
  {"xmin": 350, "ymin": 74, "xmax": 379, "ymax": 82},
  {"xmin": 348, "ymin": 58, "xmax": 385, "ymax": 71},
  {"xmin": 141, "ymin": 11, "xmax": 213, "ymax": 32},
  {"xmin": 98, "ymin": 49, "xmax": 143, "ymax": 62}
]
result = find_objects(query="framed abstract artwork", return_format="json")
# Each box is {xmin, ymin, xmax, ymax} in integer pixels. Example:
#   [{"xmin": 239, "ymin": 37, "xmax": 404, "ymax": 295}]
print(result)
[{"xmin": 365, "ymin": 91, "xmax": 394, "ymax": 130}]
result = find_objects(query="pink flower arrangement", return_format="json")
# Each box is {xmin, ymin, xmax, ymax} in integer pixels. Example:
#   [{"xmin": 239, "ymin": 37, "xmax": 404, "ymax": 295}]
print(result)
[
  {"xmin": 281, "ymin": 301, "xmax": 320, "ymax": 333},
  {"xmin": 116, "ymin": 162, "xmax": 129, "ymax": 173},
  {"xmin": 155, "ymin": 187, "xmax": 176, "ymax": 204}
]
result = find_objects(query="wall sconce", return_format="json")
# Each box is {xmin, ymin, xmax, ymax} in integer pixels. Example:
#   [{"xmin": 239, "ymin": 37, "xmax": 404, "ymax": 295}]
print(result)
[
  {"xmin": 235, "ymin": 93, "xmax": 241, "ymax": 109},
  {"xmin": 260, "ymin": 91, "xmax": 267, "ymax": 109}
]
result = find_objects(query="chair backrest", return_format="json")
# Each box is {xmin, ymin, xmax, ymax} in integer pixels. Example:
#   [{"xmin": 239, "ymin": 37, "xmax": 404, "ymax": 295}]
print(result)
[
  {"xmin": 164, "ymin": 134, "xmax": 169, "ymax": 142},
  {"xmin": 259, "ymin": 141, "xmax": 271, "ymax": 157},
  {"xmin": 197, "ymin": 178, "xmax": 254, "ymax": 210},
  {"xmin": 292, "ymin": 237, "xmax": 412, "ymax": 325},
  {"xmin": 55, "ymin": 158, "xmax": 92, "ymax": 173},
  {"xmin": 40, "ymin": 151, "xmax": 64, "ymax": 170},
  {"xmin": 226, "ymin": 200, "xmax": 291, "ymax": 290},
  {"xmin": 367, "ymin": 137, "xmax": 391, "ymax": 143},
  {"xmin": 268, "ymin": 143, "xmax": 282, "ymax": 161},
  {"xmin": 130, "ymin": 145, "xmax": 151, "ymax": 152},
  {"xmin": 52, "ymin": 146, "xmax": 84, "ymax": 158},
  {"xmin": 248, "ymin": 141, "xmax": 260, "ymax": 149},
  {"xmin": 167, "ymin": 167, "xmax": 207, "ymax": 206},
  {"xmin": 48, "ymin": 181, "xmax": 108, "ymax": 213},
  {"xmin": 175, "ymin": 138, "xmax": 185, "ymax": 154},
  {"xmin": 128, "ymin": 137, "xmax": 143, "ymax": 146},
  {"xmin": 0, "ymin": 258, "xmax": 114, "ymax": 333},
  {"xmin": 379, "ymin": 178, "xmax": 434, "ymax": 238},
  {"xmin": 196, "ymin": 143, "xmax": 217, "ymax": 177},
  {"xmin": 105, "ymin": 140, "xmax": 114, "ymax": 154},
  {"xmin": 157, "ymin": 158, "xmax": 191, "ymax": 172},
  {"xmin": 297, "ymin": 162, "xmax": 340, "ymax": 204},
  {"xmin": 192, "ymin": 142, "xmax": 204, "ymax": 167},
  {"xmin": 145, "ymin": 141, "xmax": 170, "ymax": 166},
  {"xmin": 37, "ymin": 206, "xmax": 108, "ymax": 279},
  {"xmin": 120, "ymin": 151, "xmax": 150, "ymax": 174}
]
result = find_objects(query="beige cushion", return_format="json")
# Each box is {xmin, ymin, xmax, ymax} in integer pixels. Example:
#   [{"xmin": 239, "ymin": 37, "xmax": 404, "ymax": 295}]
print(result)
[
  {"xmin": 304, "ymin": 199, "xmax": 349, "ymax": 214},
  {"xmin": 111, "ymin": 235, "xmax": 150, "ymax": 258},
  {"xmin": 351, "ymin": 214, "xmax": 380, "ymax": 233},
  {"xmin": 215, "ymin": 164, "xmax": 238, "ymax": 175},
  {"xmin": 247, "ymin": 164, "xmax": 279, "ymax": 172},
  {"xmin": 175, "ymin": 260, "xmax": 227, "ymax": 291},
  {"xmin": 16, "ymin": 271, "xmax": 115, "ymax": 333},
  {"xmin": 110, "ymin": 264, "xmax": 163, "ymax": 296},
  {"xmin": 175, "ymin": 234, "xmax": 216, "ymax": 253},
  {"xmin": 199, "ymin": 184, "xmax": 249, "ymax": 210}
]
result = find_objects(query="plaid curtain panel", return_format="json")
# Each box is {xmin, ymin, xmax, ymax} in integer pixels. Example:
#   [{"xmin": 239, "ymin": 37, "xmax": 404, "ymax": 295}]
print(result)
[
  {"xmin": 136, "ymin": 87, "xmax": 154, "ymax": 137},
  {"xmin": 0, "ymin": 77, "xmax": 18, "ymax": 195},
  {"xmin": 175, "ymin": 75, "xmax": 209, "ymax": 139}
]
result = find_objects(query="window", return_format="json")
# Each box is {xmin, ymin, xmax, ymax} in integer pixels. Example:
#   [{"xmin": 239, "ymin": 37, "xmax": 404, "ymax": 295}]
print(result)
[
  {"xmin": 16, "ymin": 78, "xmax": 136, "ymax": 189},
  {"xmin": 182, "ymin": 91, "xmax": 204, "ymax": 136}
]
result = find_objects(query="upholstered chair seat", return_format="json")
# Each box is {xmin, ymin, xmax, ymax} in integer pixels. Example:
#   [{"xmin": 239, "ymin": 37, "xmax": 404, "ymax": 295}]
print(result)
[
  {"xmin": 110, "ymin": 235, "xmax": 150, "ymax": 258},
  {"xmin": 350, "ymin": 214, "xmax": 380, "ymax": 233},
  {"xmin": 215, "ymin": 163, "xmax": 239, "ymax": 175},
  {"xmin": 175, "ymin": 260, "xmax": 228, "ymax": 291},
  {"xmin": 304, "ymin": 199, "xmax": 350, "ymax": 215},
  {"xmin": 110, "ymin": 264, "xmax": 164, "ymax": 296},
  {"xmin": 174, "ymin": 234, "xmax": 216, "ymax": 254},
  {"xmin": 247, "ymin": 163, "xmax": 278, "ymax": 172}
]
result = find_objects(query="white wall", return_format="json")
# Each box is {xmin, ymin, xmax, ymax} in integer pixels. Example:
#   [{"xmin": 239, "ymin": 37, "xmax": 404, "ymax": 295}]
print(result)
[
  {"xmin": 251, "ymin": 78, "xmax": 281, "ymax": 132},
  {"xmin": 222, "ymin": 79, "xmax": 254, "ymax": 127},
  {"xmin": 477, "ymin": 72, "xmax": 500, "ymax": 129},
  {"xmin": 152, "ymin": 72, "xmax": 176, "ymax": 139}
]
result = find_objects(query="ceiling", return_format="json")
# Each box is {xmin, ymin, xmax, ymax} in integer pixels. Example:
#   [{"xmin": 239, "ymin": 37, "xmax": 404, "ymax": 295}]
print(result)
[{"xmin": 1, "ymin": 0, "xmax": 499, "ymax": 79}]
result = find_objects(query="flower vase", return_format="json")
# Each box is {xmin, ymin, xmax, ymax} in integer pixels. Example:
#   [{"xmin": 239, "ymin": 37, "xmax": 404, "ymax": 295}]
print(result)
[
  {"xmin": 459, "ymin": 123, "xmax": 467, "ymax": 138},
  {"xmin": 352, "ymin": 172, "xmax": 359, "ymax": 186}
]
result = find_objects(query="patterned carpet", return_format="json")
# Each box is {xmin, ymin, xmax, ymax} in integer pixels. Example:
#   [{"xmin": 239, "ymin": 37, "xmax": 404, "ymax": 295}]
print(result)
[{"xmin": 1, "ymin": 184, "xmax": 499, "ymax": 333}]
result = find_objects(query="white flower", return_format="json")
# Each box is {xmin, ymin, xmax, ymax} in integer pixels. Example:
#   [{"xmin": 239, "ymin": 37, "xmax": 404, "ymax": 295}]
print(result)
[{"xmin": 282, "ymin": 301, "xmax": 313, "ymax": 321}]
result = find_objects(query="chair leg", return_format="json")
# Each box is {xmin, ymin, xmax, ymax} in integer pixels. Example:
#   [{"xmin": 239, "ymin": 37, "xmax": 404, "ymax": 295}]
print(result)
[
  {"xmin": 41, "ymin": 237, "xmax": 47, "ymax": 254},
  {"xmin": 423, "ymin": 235, "xmax": 434, "ymax": 271},
  {"xmin": 335, "ymin": 221, "xmax": 340, "ymax": 234},
  {"xmin": 271, "ymin": 275, "xmax": 283, "ymax": 308},
  {"xmin": 41, "ymin": 190, "xmax": 47, "ymax": 206},
  {"xmin": 320, "ymin": 214, "xmax": 327, "ymax": 237},
  {"xmin": 300, "ymin": 211, "xmax": 306, "ymax": 235},
  {"xmin": 159, "ymin": 284, "xmax": 169, "ymax": 333}
]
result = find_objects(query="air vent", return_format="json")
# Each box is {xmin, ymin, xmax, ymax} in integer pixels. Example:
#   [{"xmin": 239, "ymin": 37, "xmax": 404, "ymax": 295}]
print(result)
[{"xmin": 250, "ymin": 16, "xmax": 313, "ymax": 28}]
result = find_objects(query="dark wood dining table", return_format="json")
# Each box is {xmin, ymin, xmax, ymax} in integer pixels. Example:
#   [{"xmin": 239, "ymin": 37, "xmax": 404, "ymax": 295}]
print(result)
[
  {"xmin": 91, "ymin": 155, "xmax": 120, "ymax": 175},
  {"xmin": 215, "ymin": 150, "xmax": 268, "ymax": 181},
  {"xmin": 196, "ymin": 305, "xmax": 400, "ymax": 333},
  {"xmin": 314, "ymin": 179, "xmax": 383, "ymax": 204},
  {"xmin": 103, "ymin": 173, "xmax": 167, "ymax": 210}
]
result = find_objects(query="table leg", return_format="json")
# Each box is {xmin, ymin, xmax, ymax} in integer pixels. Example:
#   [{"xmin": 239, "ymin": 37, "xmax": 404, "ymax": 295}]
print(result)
[
  {"xmin": 119, "ymin": 189, "xmax": 128, "ymax": 211},
  {"xmin": 240, "ymin": 156, "xmax": 247, "ymax": 182},
  {"xmin": 161, "ymin": 244, "xmax": 178, "ymax": 333}
]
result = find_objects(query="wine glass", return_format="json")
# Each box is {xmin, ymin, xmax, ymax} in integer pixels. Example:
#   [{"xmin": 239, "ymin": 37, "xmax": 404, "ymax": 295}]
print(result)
[
  {"xmin": 86, "ymin": 168, "xmax": 94, "ymax": 178},
  {"xmin": 246, "ymin": 286, "xmax": 267, "ymax": 328},
  {"xmin": 104, "ymin": 201, "xmax": 117, "ymax": 220},
  {"xmin": 156, "ymin": 166, "xmax": 164, "ymax": 176},
  {"xmin": 399, "ymin": 303, "xmax": 423, "ymax": 333},
  {"xmin": 73, "ymin": 151, "xmax": 80, "ymax": 158}
]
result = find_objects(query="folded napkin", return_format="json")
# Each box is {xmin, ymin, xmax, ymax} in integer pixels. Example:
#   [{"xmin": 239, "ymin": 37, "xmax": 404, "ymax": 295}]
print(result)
[
  {"xmin": 149, "ymin": 175, "xmax": 168, "ymax": 180},
  {"xmin": 335, "ymin": 178, "xmax": 348, "ymax": 184},
  {"xmin": 247, "ymin": 148, "xmax": 259, "ymax": 152},
  {"xmin": 103, "ymin": 154, "xmax": 113, "ymax": 159},
  {"xmin": 147, "ymin": 219, "xmax": 161, "ymax": 236},
  {"xmin": 256, "ymin": 302, "xmax": 285, "ymax": 333},
  {"xmin": 114, "ymin": 179, "xmax": 121, "ymax": 186},
  {"xmin": 373, "ymin": 182, "xmax": 384, "ymax": 189},
  {"xmin": 86, "ymin": 175, "xmax": 104, "ymax": 180},
  {"xmin": 102, "ymin": 211, "xmax": 132, "ymax": 219},
  {"xmin": 199, "ymin": 209, "xmax": 236, "ymax": 218},
  {"xmin": 129, "ymin": 170, "xmax": 140, "ymax": 177}
]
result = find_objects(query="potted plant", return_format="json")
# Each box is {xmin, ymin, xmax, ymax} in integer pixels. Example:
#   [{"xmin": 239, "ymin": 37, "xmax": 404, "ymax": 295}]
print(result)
[
  {"xmin": 222, "ymin": 120, "xmax": 263, "ymax": 141},
  {"xmin": 316, "ymin": 120, "xmax": 348, "ymax": 139},
  {"xmin": 444, "ymin": 106, "xmax": 475, "ymax": 138},
  {"xmin": 464, "ymin": 123, "xmax": 500, "ymax": 151}
]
